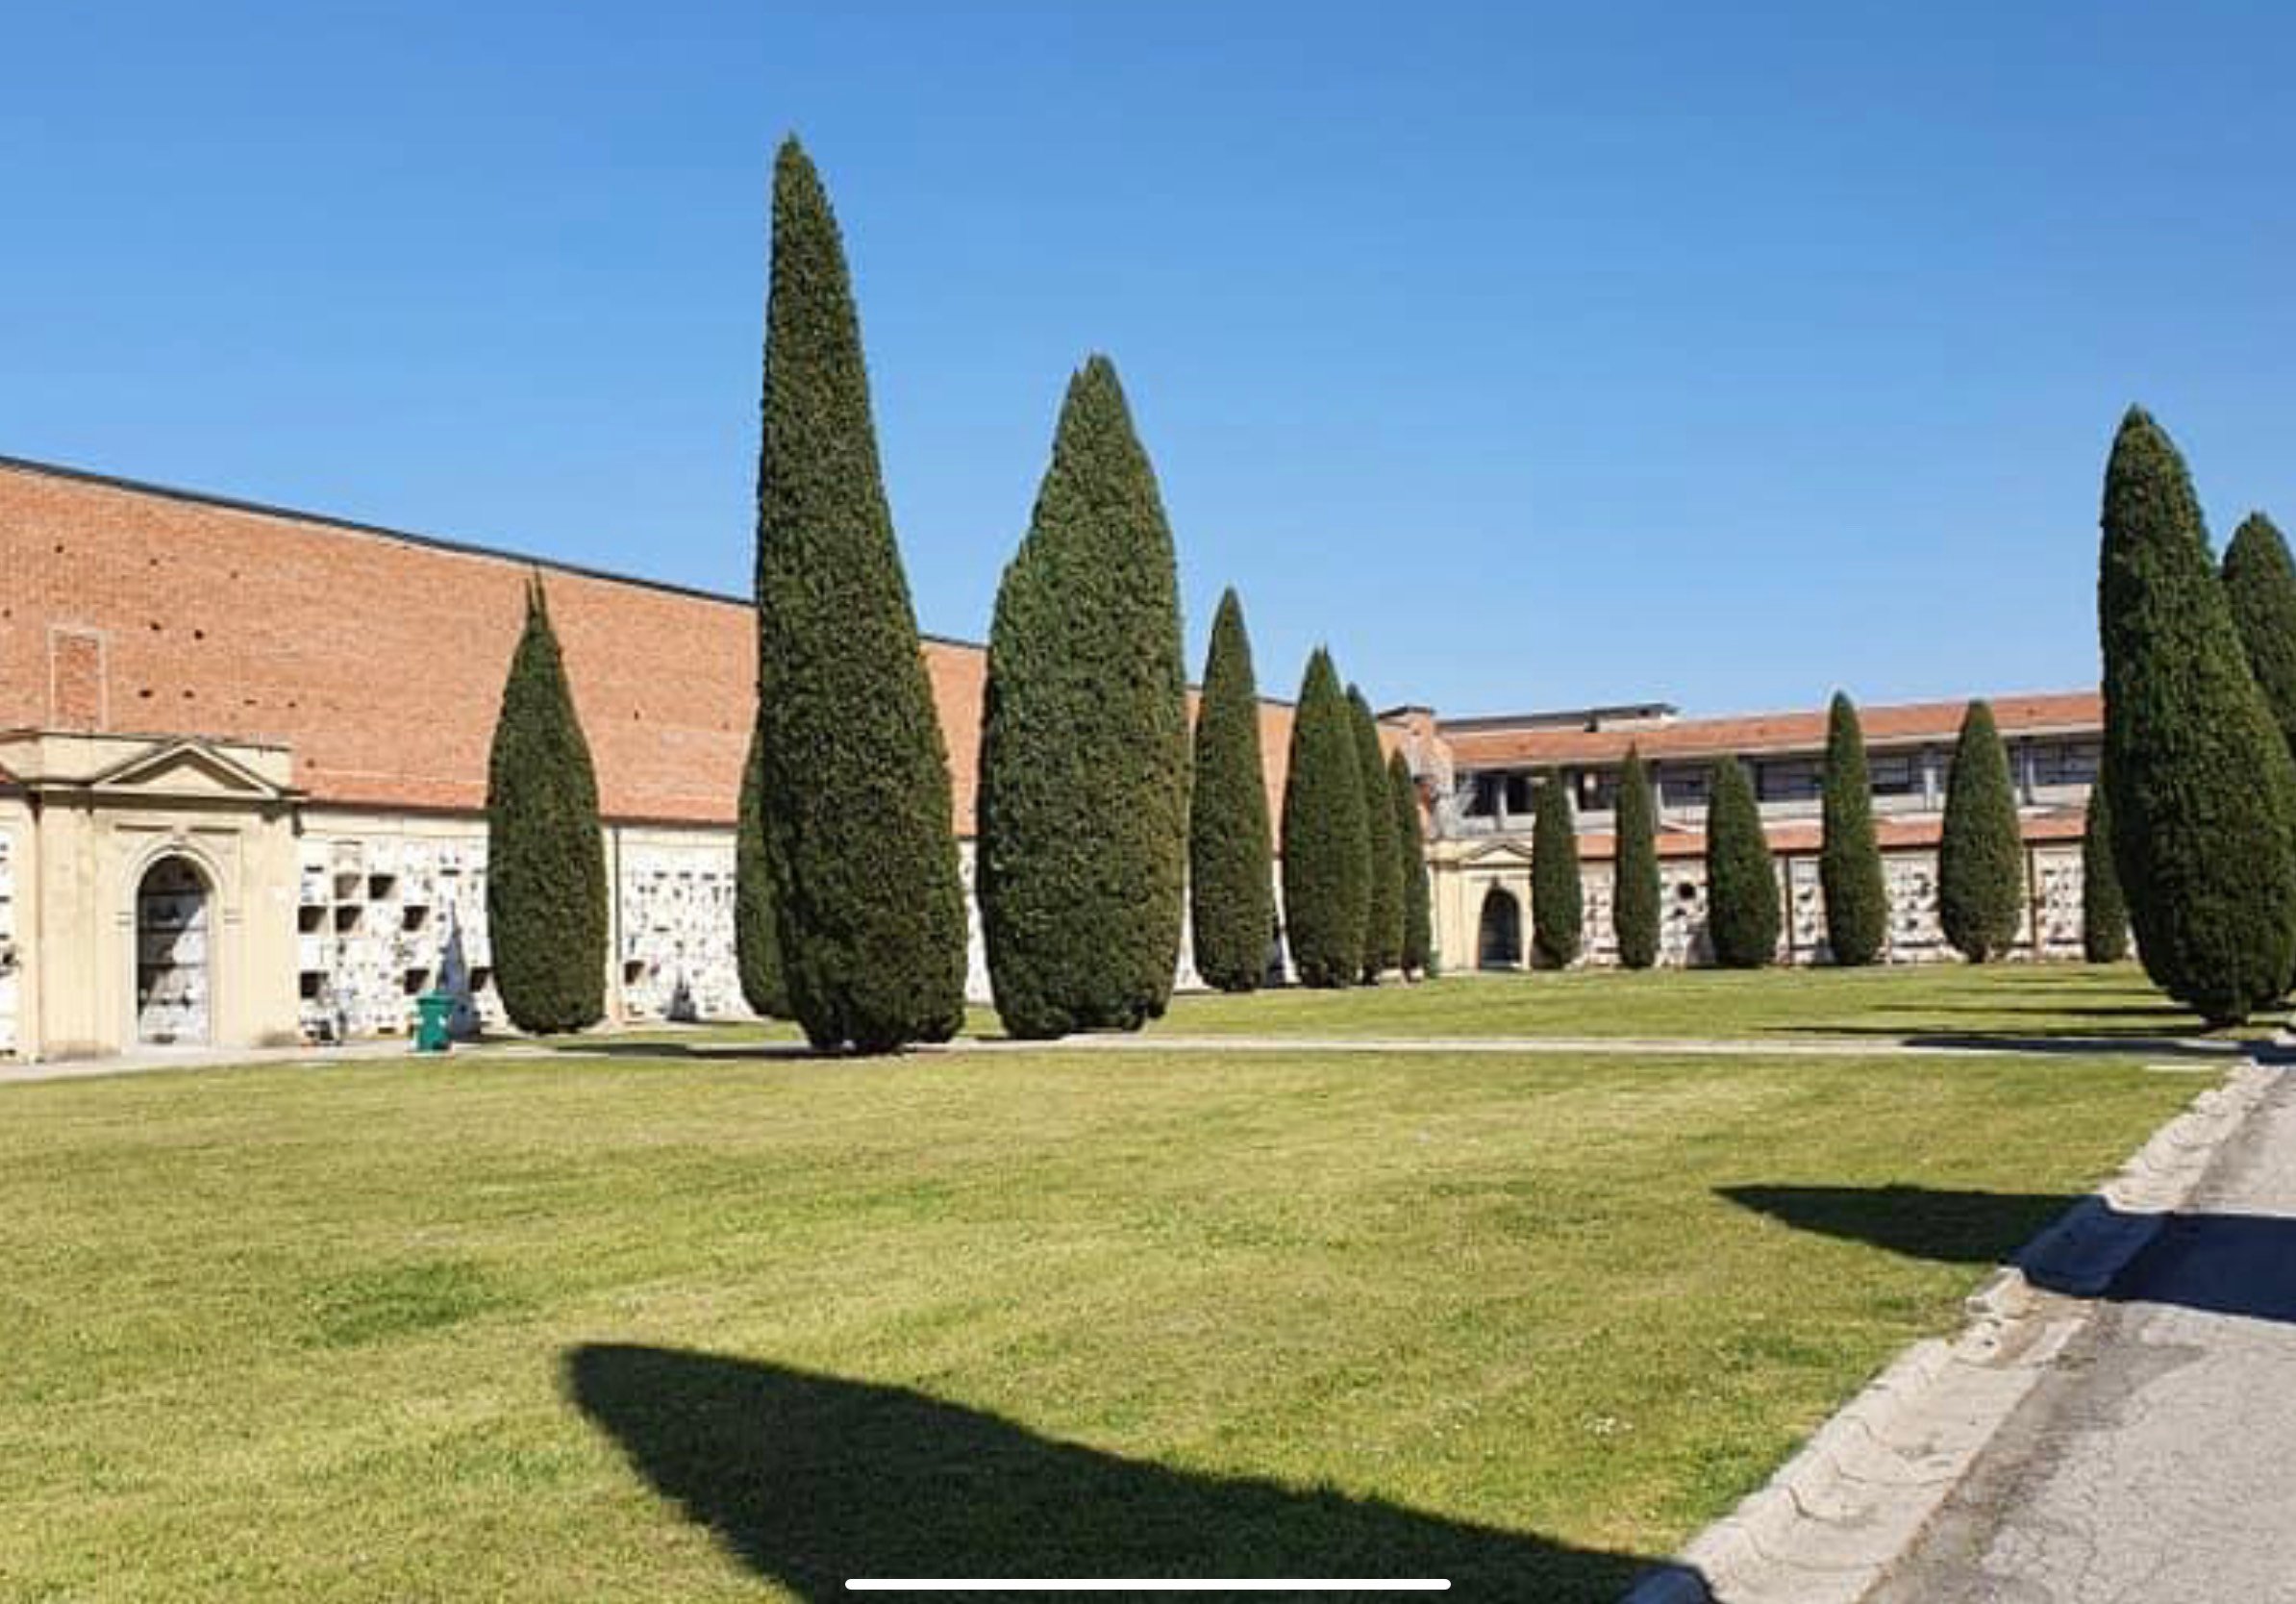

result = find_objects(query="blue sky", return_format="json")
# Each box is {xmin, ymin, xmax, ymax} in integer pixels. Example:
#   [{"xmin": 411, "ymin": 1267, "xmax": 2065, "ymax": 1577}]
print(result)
[{"xmin": 5, "ymin": 3, "xmax": 2289, "ymax": 717}]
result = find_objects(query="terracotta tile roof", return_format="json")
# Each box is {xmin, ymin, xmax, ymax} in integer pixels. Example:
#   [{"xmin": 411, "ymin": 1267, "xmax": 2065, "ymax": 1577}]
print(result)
[{"xmin": 1444, "ymin": 690, "xmax": 2101, "ymax": 769}]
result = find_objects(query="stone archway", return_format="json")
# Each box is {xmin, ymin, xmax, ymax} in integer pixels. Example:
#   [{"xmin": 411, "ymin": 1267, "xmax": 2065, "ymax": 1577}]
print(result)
[
  {"xmin": 1477, "ymin": 886, "xmax": 1523, "ymax": 970},
  {"xmin": 135, "ymin": 854, "xmax": 212, "ymax": 1046}
]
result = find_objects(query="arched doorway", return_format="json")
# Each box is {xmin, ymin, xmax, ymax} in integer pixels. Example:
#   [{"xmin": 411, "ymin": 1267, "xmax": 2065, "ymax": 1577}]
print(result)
[
  {"xmin": 136, "ymin": 855, "xmax": 212, "ymax": 1046},
  {"xmin": 1478, "ymin": 887, "xmax": 1523, "ymax": 970}
]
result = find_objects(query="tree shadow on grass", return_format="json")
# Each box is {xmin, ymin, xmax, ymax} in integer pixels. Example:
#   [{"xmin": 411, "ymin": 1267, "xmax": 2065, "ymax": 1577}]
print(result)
[
  {"xmin": 1720, "ymin": 1186, "xmax": 2296, "ymax": 1324},
  {"xmin": 1772, "ymin": 1024, "xmax": 2247, "ymax": 1058},
  {"xmin": 1866, "ymin": 1000, "xmax": 2205, "ymax": 1022},
  {"xmin": 562, "ymin": 1344, "xmax": 1681, "ymax": 1602}
]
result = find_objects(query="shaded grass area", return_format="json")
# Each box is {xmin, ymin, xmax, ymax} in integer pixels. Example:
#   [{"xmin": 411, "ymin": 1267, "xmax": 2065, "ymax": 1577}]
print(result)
[
  {"xmin": 1147, "ymin": 961, "xmax": 2246, "ymax": 1044},
  {"xmin": 0, "ymin": 1046, "xmax": 2197, "ymax": 1600}
]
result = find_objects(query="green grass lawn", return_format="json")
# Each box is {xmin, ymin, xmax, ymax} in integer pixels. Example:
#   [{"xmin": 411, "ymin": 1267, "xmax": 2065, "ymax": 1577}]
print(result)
[
  {"xmin": 601, "ymin": 963, "xmax": 2235, "ymax": 1052},
  {"xmin": 1147, "ymin": 960, "xmax": 2247, "ymax": 1044},
  {"xmin": 0, "ymin": 1040, "xmax": 2201, "ymax": 1600}
]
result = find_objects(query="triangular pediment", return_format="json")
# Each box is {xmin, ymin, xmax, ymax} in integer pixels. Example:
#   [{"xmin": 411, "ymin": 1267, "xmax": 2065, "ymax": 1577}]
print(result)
[
  {"xmin": 86, "ymin": 739, "xmax": 289, "ymax": 801},
  {"xmin": 1460, "ymin": 838, "xmax": 1536, "ymax": 867}
]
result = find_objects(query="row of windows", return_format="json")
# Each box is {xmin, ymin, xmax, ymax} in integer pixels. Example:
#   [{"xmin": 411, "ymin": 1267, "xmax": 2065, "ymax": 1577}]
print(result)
[{"xmin": 1459, "ymin": 740, "xmax": 2100, "ymax": 816}]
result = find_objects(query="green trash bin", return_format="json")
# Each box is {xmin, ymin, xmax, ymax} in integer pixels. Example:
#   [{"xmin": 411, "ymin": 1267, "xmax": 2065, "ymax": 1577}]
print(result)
[{"xmin": 412, "ymin": 991, "xmax": 455, "ymax": 1053}]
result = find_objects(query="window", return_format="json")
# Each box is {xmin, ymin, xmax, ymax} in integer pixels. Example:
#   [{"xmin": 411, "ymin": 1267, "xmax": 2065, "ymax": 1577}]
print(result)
[
  {"xmin": 1464, "ymin": 772, "xmax": 1534, "ymax": 818},
  {"xmin": 1756, "ymin": 758, "xmax": 1822, "ymax": 803},
  {"xmin": 1574, "ymin": 767, "xmax": 1618, "ymax": 811},
  {"xmin": 2030, "ymin": 740, "xmax": 2101, "ymax": 788},
  {"xmin": 1869, "ymin": 752, "xmax": 1921, "ymax": 796},
  {"xmin": 1660, "ymin": 765, "xmax": 1710, "ymax": 806}
]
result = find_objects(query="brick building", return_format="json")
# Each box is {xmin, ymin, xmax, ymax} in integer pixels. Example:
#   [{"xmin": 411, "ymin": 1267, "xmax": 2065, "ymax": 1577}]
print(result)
[{"xmin": 0, "ymin": 454, "xmax": 2108, "ymax": 1060}]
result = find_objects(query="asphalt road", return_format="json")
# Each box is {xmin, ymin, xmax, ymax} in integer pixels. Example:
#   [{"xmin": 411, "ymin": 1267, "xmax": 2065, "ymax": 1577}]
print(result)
[{"xmin": 1871, "ymin": 1069, "xmax": 2296, "ymax": 1604}]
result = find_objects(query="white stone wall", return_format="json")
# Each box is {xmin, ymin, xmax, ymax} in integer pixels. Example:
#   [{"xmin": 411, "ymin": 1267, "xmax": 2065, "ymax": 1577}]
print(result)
[
  {"xmin": 293, "ymin": 820, "xmax": 758, "ymax": 1039},
  {"xmin": 287, "ymin": 823, "xmax": 1099, "ymax": 1039},
  {"xmin": 1553, "ymin": 845, "xmax": 2088, "ymax": 968},
  {"xmin": 2033, "ymin": 844, "xmax": 2085, "ymax": 956},
  {"xmin": 1883, "ymin": 851, "xmax": 1948, "ymax": 961},
  {"xmin": 285, "ymin": 820, "xmax": 2097, "ymax": 1036},
  {"xmin": 615, "ymin": 835, "xmax": 740, "ymax": 1022},
  {"xmin": 1785, "ymin": 856, "xmax": 1827, "ymax": 962},
  {"xmin": 295, "ymin": 826, "xmax": 501, "ymax": 1040},
  {"xmin": 958, "ymin": 841, "xmax": 991, "ymax": 1005},
  {"xmin": 1580, "ymin": 863, "xmax": 1617, "ymax": 965},
  {"xmin": 1659, "ymin": 860, "xmax": 1712, "ymax": 965}
]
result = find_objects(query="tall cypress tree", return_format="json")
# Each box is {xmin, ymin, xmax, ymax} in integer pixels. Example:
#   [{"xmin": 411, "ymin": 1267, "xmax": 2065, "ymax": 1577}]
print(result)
[
  {"xmin": 1389, "ymin": 751, "xmax": 1432, "ymax": 978},
  {"xmin": 734, "ymin": 720, "xmax": 787, "ymax": 1017},
  {"xmin": 978, "ymin": 358, "xmax": 1190, "ymax": 1038},
  {"xmin": 1281, "ymin": 650, "xmax": 1369, "ymax": 988},
  {"xmin": 2100, "ymin": 407, "xmax": 2296, "ymax": 1024},
  {"xmin": 1531, "ymin": 770, "xmax": 1584, "ymax": 967},
  {"xmin": 753, "ymin": 138, "xmax": 967, "ymax": 1053},
  {"xmin": 1347, "ymin": 688, "xmax": 1403, "ymax": 981},
  {"xmin": 1937, "ymin": 700, "xmax": 2027, "ymax": 963},
  {"xmin": 1188, "ymin": 589, "xmax": 1276, "ymax": 993},
  {"xmin": 1818, "ymin": 691, "xmax": 1888, "ymax": 966},
  {"xmin": 2222, "ymin": 512, "xmax": 2296, "ymax": 762},
  {"xmin": 485, "ymin": 576, "xmax": 608, "ymax": 1034},
  {"xmin": 1611, "ymin": 746, "xmax": 1660, "ymax": 969},
  {"xmin": 1704, "ymin": 756, "xmax": 1779, "ymax": 968},
  {"xmin": 2082, "ymin": 778, "xmax": 2130, "ymax": 964}
]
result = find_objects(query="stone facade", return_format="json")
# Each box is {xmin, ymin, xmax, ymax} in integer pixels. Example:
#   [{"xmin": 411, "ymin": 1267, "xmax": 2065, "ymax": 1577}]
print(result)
[
  {"xmin": 1428, "ymin": 840, "xmax": 2092, "ymax": 973},
  {"xmin": 1421, "ymin": 691, "xmax": 2104, "ymax": 972},
  {"xmin": 0, "ymin": 451, "xmax": 2115, "ymax": 1060},
  {"xmin": 287, "ymin": 818, "xmax": 755, "ymax": 1042}
]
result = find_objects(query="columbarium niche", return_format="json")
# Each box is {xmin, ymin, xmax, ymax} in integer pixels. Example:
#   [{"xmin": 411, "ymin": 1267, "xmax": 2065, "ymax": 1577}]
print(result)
[{"xmin": 136, "ymin": 855, "xmax": 212, "ymax": 1046}]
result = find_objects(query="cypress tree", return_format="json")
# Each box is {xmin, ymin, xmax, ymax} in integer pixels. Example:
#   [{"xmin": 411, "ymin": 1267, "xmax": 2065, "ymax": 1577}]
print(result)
[
  {"xmin": 734, "ymin": 722, "xmax": 787, "ymax": 1017},
  {"xmin": 1188, "ymin": 589, "xmax": 1276, "ymax": 992},
  {"xmin": 1347, "ymin": 687, "xmax": 1403, "ymax": 981},
  {"xmin": 2222, "ymin": 512, "xmax": 2296, "ymax": 762},
  {"xmin": 753, "ymin": 138, "xmax": 967, "ymax": 1053},
  {"xmin": 1280, "ymin": 650, "xmax": 1368, "ymax": 987},
  {"xmin": 978, "ymin": 358, "xmax": 1190, "ymax": 1038},
  {"xmin": 1937, "ymin": 701, "xmax": 2027, "ymax": 963},
  {"xmin": 1389, "ymin": 751, "xmax": 1432, "ymax": 979},
  {"xmin": 2082, "ymin": 778, "xmax": 2130, "ymax": 965},
  {"xmin": 2100, "ymin": 407, "xmax": 2296, "ymax": 1024},
  {"xmin": 1531, "ymin": 770, "xmax": 1584, "ymax": 968},
  {"xmin": 485, "ymin": 576, "xmax": 608, "ymax": 1034},
  {"xmin": 1818, "ymin": 691, "xmax": 1888, "ymax": 966},
  {"xmin": 1704, "ymin": 756, "xmax": 1779, "ymax": 968},
  {"xmin": 1611, "ymin": 746, "xmax": 1660, "ymax": 969}
]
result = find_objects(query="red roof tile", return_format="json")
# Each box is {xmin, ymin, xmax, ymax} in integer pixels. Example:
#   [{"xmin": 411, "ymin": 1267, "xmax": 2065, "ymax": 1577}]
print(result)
[{"xmin": 1443, "ymin": 691, "xmax": 2101, "ymax": 769}]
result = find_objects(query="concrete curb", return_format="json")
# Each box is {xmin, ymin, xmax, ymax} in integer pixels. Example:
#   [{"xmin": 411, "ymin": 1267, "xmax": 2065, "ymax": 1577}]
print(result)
[{"xmin": 1618, "ymin": 1059, "xmax": 2280, "ymax": 1604}]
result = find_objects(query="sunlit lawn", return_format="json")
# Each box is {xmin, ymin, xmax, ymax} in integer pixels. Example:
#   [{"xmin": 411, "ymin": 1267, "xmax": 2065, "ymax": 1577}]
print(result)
[
  {"xmin": 611, "ymin": 963, "xmax": 2233, "ymax": 1052},
  {"xmin": 1148, "ymin": 960, "xmax": 2241, "ymax": 1043},
  {"xmin": 0, "ymin": 1040, "xmax": 2202, "ymax": 1600}
]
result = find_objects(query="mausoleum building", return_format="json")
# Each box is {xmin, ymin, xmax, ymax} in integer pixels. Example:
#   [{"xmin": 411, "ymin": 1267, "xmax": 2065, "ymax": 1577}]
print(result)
[{"xmin": 0, "ymin": 454, "xmax": 2108, "ymax": 1060}]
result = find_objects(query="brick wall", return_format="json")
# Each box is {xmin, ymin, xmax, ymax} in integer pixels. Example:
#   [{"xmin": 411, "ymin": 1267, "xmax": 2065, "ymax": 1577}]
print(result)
[{"xmin": 1, "ymin": 460, "xmax": 1310, "ymax": 832}]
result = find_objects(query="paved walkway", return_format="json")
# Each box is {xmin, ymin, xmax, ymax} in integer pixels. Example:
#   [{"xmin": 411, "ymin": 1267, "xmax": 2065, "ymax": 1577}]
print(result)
[
  {"xmin": 1871, "ymin": 1067, "xmax": 2296, "ymax": 1604},
  {"xmin": 0, "ymin": 1036, "xmax": 418, "ymax": 1086},
  {"xmin": 0, "ymin": 1026, "xmax": 2248, "ymax": 1086}
]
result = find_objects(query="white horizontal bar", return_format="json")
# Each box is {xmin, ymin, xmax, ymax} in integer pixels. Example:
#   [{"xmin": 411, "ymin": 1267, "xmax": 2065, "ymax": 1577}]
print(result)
[{"xmin": 847, "ymin": 1584, "xmax": 1449, "ymax": 1593}]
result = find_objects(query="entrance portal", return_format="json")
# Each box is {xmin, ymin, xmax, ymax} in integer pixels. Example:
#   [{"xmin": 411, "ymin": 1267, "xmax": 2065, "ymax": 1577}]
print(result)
[
  {"xmin": 1477, "ymin": 887, "xmax": 1523, "ymax": 970},
  {"xmin": 136, "ymin": 856, "xmax": 212, "ymax": 1046}
]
